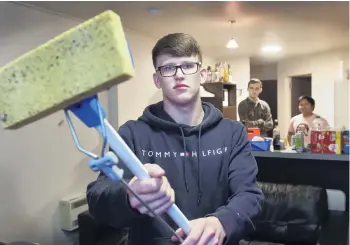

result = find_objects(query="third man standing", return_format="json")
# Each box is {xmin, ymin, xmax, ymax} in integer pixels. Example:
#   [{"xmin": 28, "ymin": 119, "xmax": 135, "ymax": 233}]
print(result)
[{"xmin": 238, "ymin": 78, "xmax": 273, "ymax": 137}]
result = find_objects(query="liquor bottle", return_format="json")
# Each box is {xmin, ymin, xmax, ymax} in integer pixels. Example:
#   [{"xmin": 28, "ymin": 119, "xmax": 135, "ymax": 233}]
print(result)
[{"xmin": 273, "ymin": 119, "xmax": 281, "ymax": 150}]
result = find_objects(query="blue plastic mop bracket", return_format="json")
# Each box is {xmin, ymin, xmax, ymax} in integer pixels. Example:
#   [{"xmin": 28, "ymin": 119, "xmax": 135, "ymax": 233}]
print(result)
[
  {"xmin": 64, "ymin": 95, "xmax": 108, "ymax": 159},
  {"xmin": 66, "ymin": 95, "xmax": 106, "ymax": 128},
  {"xmin": 88, "ymin": 152, "xmax": 124, "ymax": 182}
]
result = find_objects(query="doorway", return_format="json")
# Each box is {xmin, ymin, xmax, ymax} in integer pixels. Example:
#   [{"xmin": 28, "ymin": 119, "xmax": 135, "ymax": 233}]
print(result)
[
  {"xmin": 260, "ymin": 80, "xmax": 278, "ymax": 137},
  {"xmin": 290, "ymin": 75, "xmax": 312, "ymax": 117}
]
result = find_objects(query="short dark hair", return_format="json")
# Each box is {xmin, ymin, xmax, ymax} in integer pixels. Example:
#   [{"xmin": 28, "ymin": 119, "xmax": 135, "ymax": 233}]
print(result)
[
  {"xmin": 298, "ymin": 95, "xmax": 315, "ymax": 109},
  {"xmin": 152, "ymin": 33, "xmax": 203, "ymax": 68},
  {"xmin": 248, "ymin": 78, "xmax": 262, "ymax": 88}
]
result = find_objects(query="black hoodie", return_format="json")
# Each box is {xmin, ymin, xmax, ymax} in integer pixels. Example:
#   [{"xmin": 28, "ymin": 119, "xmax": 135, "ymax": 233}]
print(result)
[{"xmin": 87, "ymin": 101, "xmax": 264, "ymax": 245}]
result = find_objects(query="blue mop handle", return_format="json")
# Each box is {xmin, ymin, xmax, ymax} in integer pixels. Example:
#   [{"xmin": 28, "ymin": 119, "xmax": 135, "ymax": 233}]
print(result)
[
  {"xmin": 99, "ymin": 119, "xmax": 192, "ymax": 235},
  {"xmin": 65, "ymin": 96, "xmax": 191, "ymax": 235}
]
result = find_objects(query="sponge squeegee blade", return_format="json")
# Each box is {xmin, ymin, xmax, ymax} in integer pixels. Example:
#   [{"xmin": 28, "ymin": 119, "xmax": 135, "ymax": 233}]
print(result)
[{"xmin": 0, "ymin": 10, "xmax": 135, "ymax": 129}]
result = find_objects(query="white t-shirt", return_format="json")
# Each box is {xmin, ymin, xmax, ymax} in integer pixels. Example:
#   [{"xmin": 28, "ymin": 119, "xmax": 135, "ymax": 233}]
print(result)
[{"xmin": 288, "ymin": 113, "xmax": 329, "ymax": 145}]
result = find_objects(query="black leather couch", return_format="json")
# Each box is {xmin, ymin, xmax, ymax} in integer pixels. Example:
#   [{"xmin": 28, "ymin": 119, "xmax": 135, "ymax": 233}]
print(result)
[
  {"xmin": 78, "ymin": 182, "xmax": 329, "ymax": 245},
  {"xmin": 241, "ymin": 182, "xmax": 328, "ymax": 245}
]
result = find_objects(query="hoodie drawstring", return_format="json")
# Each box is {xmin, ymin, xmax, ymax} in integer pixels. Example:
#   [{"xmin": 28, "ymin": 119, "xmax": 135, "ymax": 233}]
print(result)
[
  {"xmin": 178, "ymin": 127, "xmax": 189, "ymax": 192},
  {"xmin": 178, "ymin": 125, "xmax": 203, "ymax": 205},
  {"xmin": 197, "ymin": 125, "xmax": 203, "ymax": 205}
]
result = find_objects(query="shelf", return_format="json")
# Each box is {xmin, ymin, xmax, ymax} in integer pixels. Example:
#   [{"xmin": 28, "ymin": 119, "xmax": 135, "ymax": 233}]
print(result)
[
  {"xmin": 223, "ymin": 106, "xmax": 236, "ymax": 120},
  {"xmin": 201, "ymin": 82, "xmax": 237, "ymax": 120}
]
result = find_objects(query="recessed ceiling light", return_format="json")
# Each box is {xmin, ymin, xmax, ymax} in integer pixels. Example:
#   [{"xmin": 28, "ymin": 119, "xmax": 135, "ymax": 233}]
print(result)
[
  {"xmin": 148, "ymin": 8, "xmax": 161, "ymax": 15},
  {"xmin": 261, "ymin": 45, "xmax": 282, "ymax": 53}
]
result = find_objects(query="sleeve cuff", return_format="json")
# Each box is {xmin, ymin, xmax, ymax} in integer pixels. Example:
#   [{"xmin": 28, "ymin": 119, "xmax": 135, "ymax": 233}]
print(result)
[
  {"xmin": 206, "ymin": 207, "xmax": 244, "ymax": 244},
  {"xmin": 107, "ymin": 184, "xmax": 143, "ymax": 228},
  {"xmin": 121, "ymin": 186, "xmax": 144, "ymax": 218}
]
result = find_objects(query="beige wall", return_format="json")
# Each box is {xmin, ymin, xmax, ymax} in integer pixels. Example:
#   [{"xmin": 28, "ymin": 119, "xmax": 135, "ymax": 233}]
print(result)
[
  {"xmin": 250, "ymin": 63, "xmax": 277, "ymax": 80},
  {"xmin": 0, "ymin": 2, "xmax": 217, "ymax": 244},
  {"xmin": 226, "ymin": 57, "xmax": 251, "ymax": 90},
  {"xmin": 0, "ymin": 3, "xmax": 101, "ymax": 244}
]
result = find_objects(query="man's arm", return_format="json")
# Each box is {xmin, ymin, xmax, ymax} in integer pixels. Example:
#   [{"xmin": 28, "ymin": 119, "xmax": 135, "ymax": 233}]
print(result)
[
  {"xmin": 237, "ymin": 101, "xmax": 246, "ymax": 123},
  {"xmin": 87, "ymin": 122, "xmax": 142, "ymax": 229},
  {"xmin": 238, "ymin": 101, "xmax": 264, "ymax": 128},
  {"xmin": 209, "ymin": 122, "xmax": 264, "ymax": 244},
  {"xmin": 261, "ymin": 103, "xmax": 274, "ymax": 132}
]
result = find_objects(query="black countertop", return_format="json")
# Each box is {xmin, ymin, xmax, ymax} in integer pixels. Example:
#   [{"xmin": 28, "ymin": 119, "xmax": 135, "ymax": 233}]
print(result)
[{"xmin": 253, "ymin": 151, "xmax": 349, "ymax": 162}]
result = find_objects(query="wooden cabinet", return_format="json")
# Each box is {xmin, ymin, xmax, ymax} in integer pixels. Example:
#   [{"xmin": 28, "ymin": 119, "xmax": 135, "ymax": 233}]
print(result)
[{"xmin": 201, "ymin": 82, "xmax": 237, "ymax": 120}]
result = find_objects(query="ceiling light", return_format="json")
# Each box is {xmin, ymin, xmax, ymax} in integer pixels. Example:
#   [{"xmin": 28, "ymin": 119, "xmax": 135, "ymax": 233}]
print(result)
[
  {"xmin": 226, "ymin": 20, "xmax": 239, "ymax": 49},
  {"xmin": 261, "ymin": 45, "xmax": 282, "ymax": 53},
  {"xmin": 148, "ymin": 8, "xmax": 160, "ymax": 15},
  {"xmin": 227, "ymin": 38, "xmax": 239, "ymax": 49}
]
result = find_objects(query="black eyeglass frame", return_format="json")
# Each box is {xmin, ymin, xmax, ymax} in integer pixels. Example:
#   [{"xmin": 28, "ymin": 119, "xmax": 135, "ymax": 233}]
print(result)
[{"xmin": 156, "ymin": 62, "xmax": 202, "ymax": 77}]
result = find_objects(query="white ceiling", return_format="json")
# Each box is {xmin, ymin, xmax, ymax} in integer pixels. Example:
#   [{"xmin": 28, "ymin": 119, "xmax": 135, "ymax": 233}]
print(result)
[{"xmin": 11, "ymin": 1, "xmax": 350, "ymax": 64}]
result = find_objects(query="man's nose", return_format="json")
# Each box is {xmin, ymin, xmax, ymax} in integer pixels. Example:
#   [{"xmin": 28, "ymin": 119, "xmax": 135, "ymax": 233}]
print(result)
[{"xmin": 174, "ymin": 67, "xmax": 185, "ymax": 78}]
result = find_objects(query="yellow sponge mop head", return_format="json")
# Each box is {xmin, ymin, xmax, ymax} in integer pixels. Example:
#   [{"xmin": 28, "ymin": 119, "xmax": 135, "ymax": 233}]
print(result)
[{"xmin": 0, "ymin": 10, "xmax": 135, "ymax": 129}]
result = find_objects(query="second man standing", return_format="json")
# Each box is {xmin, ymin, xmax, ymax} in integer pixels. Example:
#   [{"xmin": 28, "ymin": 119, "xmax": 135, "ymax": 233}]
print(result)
[{"xmin": 238, "ymin": 78, "xmax": 273, "ymax": 137}]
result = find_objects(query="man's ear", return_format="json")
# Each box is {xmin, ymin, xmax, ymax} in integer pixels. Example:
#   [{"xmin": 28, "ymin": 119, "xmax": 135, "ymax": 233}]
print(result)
[
  {"xmin": 153, "ymin": 72, "xmax": 161, "ymax": 89},
  {"xmin": 199, "ymin": 67, "xmax": 208, "ymax": 85}
]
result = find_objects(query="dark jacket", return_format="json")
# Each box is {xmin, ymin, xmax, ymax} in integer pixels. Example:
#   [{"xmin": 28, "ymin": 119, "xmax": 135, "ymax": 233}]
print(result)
[
  {"xmin": 238, "ymin": 97, "xmax": 273, "ymax": 137},
  {"xmin": 87, "ymin": 101, "xmax": 264, "ymax": 245}
]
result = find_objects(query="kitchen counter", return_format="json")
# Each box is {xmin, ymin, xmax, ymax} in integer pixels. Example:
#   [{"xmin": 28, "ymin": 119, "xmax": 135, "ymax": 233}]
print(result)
[{"xmin": 253, "ymin": 150, "xmax": 349, "ymax": 161}]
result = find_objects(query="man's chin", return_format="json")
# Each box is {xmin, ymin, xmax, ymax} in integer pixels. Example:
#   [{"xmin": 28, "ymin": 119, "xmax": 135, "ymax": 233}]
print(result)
[{"xmin": 170, "ymin": 95, "xmax": 198, "ymax": 106}]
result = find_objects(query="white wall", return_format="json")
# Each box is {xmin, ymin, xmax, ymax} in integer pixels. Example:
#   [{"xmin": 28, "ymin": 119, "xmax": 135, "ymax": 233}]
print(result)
[
  {"xmin": 114, "ymin": 30, "xmax": 161, "ymax": 126},
  {"xmin": 334, "ymin": 60, "xmax": 350, "ymax": 130},
  {"xmin": 0, "ymin": 3, "xmax": 100, "ymax": 244},
  {"xmin": 226, "ymin": 57, "xmax": 251, "ymax": 90},
  {"xmin": 250, "ymin": 63, "xmax": 277, "ymax": 80},
  {"xmin": 0, "ymin": 3, "xmax": 217, "ymax": 244},
  {"xmin": 277, "ymin": 48, "xmax": 349, "ymax": 137},
  {"xmin": 202, "ymin": 56, "xmax": 216, "ymax": 68}
]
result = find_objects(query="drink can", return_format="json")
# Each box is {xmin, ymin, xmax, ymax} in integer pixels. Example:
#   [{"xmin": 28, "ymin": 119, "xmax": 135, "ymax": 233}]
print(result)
[
  {"xmin": 343, "ymin": 130, "xmax": 349, "ymax": 154},
  {"xmin": 291, "ymin": 135, "xmax": 297, "ymax": 149}
]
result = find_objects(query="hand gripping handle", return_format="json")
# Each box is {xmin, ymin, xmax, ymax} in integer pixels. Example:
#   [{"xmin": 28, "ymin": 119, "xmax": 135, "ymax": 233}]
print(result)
[{"xmin": 100, "ymin": 120, "xmax": 192, "ymax": 235}]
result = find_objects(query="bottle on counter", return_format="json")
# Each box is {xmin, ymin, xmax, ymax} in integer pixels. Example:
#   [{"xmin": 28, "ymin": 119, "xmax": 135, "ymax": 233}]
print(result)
[
  {"xmin": 223, "ymin": 62, "xmax": 229, "ymax": 83},
  {"xmin": 294, "ymin": 132, "xmax": 305, "ymax": 153},
  {"xmin": 206, "ymin": 66, "xmax": 213, "ymax": 83},
  {"xmin": 272, "ymin": 119, "xmax": 281, "ymax": 150},
  {"xmin": 312, "ymin": 115, "xmax": 323, "ymax": 131},
  {"xmin": 343, "ymin": 129, "xmax": 349, "ymax": 154},
  {"xmin": 227, "ymin": 64, "xmax": 233, "ymax": 84},
  {"xmin": 213, "ymin": 63, "xmax": 220, "ymax": 83},
  {"xmin": 219, "ymin": 62, "xmax": 224, "ymax": 82}
]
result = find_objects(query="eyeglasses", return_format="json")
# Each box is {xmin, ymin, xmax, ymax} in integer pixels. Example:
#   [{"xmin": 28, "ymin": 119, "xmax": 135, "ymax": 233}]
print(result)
[{"xmin": 157, "ymin": 62, "xmax": 201, "ymax": 77}]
